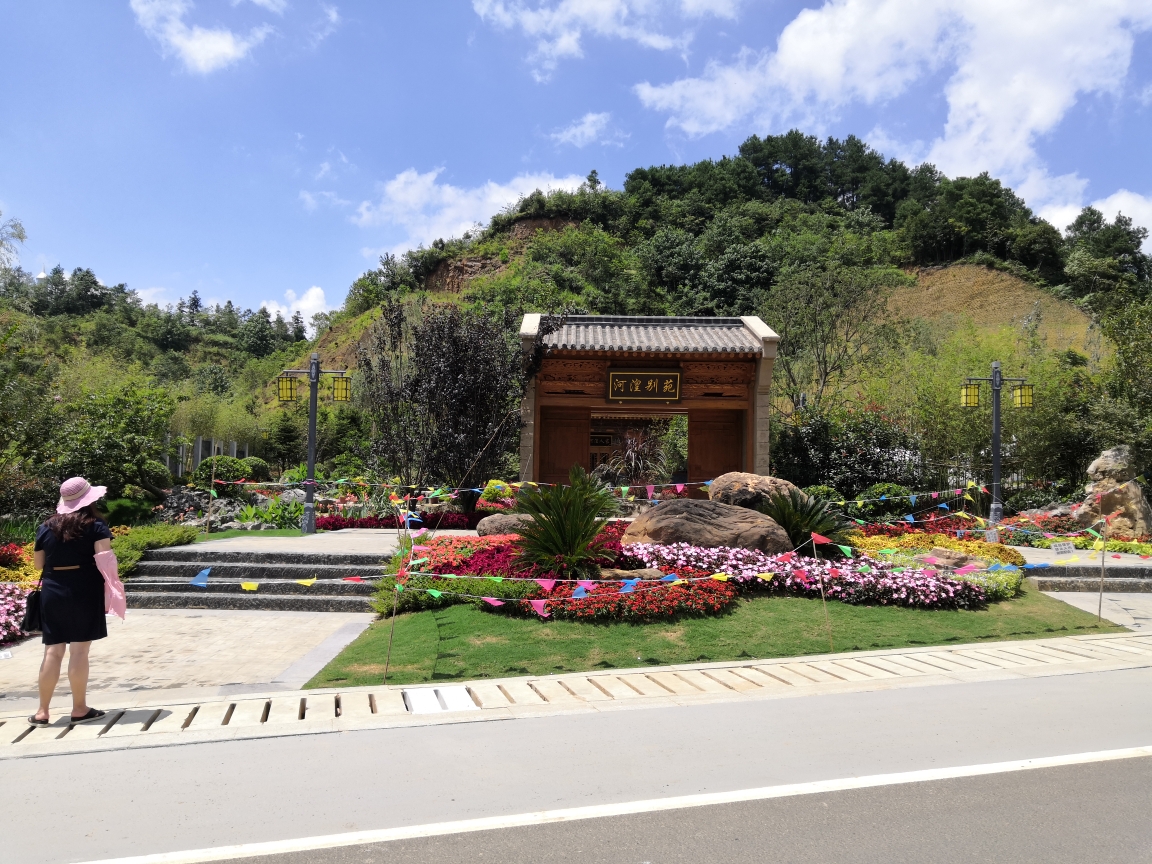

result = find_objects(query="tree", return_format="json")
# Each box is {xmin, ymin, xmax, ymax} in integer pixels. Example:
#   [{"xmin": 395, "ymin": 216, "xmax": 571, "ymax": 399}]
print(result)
[
  {"xmin": 238, "ymin": 308, "xmax": 276, "ymax": 357},
  {"xmin": 0, "ymin": 209, "xmax": 27, "ymax": 269},
  {"xmin": 264, "ymin": 410, "xmax": 305, "ymax": 474},
  {"xmin": 290, "ymin": 311, "xmax": 307, "ymax": 342},
  {"xmin": 762, "ymin": 265, "xmax": 909, "ymax": 412}
]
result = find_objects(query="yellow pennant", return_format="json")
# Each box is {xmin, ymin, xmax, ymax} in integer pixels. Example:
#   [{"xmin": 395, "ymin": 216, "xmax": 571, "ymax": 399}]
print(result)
[
  {"xmin": 963, "ymin": 493, "xmax": 975, "ymax": 502},
  {"xmin": 296, "ymin": 578, "xmax": 317, "ymax": 587},
  {"xmin": 1092, "ymin": 540, "xmax": 1105, "ymax": 551},
  {"xmin": 710, "ymin": 573, "xmax": 729, "ymax": 581},
  {"xmin": 241, "ymin": 582, "xmax": 259, "ymax": 591}
]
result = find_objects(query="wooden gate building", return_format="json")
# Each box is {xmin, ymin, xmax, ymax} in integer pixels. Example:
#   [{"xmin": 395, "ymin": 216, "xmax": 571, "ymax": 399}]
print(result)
[{"xmin": 519, "ymin": 315, "xmax": 780, "ymax": 486}]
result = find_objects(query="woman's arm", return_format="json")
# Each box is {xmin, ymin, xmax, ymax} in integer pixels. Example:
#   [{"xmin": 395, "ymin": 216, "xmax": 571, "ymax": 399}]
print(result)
[
  {"xmin": 94, "ymin": 539, "xmax": 112, "ymax": 554},
  {"xmin": 33, "ymin": 549, "xmax": 44, "ymax": 570}
]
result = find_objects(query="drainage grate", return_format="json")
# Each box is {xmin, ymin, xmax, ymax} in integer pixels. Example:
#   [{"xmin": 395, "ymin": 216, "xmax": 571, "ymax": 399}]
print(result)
[{"xmin": 402, "ymin": 686, "xmax": 480, "ymax": 714}]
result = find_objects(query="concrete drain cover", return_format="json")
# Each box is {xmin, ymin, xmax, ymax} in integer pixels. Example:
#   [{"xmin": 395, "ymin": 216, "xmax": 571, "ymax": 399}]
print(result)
[{"xmin": 402, "ymin": 686, "xmax": 479, "ymax": 714}]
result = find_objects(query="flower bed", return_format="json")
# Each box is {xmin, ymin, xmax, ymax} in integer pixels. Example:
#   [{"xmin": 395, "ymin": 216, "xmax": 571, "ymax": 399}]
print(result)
[
  {"xmin": 0, "ymin": 543, "xmax": 40, "ymax": 588},
  {"xmin": 857, "ymin": 516, "xmax": 976, "ymax": 537},
  {"xmin": 316, "ymin": 511, "xmax": 486, "ymax": 531},
  {"xmin": 0, "ymin": 582, "xmax": 30, "ymax": 645},
  {"xmin": 849, "ymin": 533, "xmax": 1027, "ymax": 566}
]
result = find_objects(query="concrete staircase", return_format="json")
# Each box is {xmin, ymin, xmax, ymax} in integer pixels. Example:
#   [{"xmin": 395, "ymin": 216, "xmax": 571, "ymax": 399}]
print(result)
[
  {"xmin": 126, "ymin": 547, "xmax": 388, "ymax": 612},
  {"xmin": 1027, "ymin": 564, "xmax": 1152, "ymax": 593}
]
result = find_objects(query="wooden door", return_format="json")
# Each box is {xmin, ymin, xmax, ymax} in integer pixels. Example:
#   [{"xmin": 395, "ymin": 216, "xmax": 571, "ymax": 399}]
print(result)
[
  {"xmin": 688, "ymin": 410, "xmax": 743, "ymax": 492},
  {"xmin": 539, "ymin": 407, "xmax": 590, "ymax": 485}
]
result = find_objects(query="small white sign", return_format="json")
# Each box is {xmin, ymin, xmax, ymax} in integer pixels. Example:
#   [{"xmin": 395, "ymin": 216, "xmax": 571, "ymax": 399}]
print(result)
[
  {"xmin": 984, "ymin": 530, "xmax": 999, "ymax": 544},
  {"xmin": 1051, "ymin": 541, "xmax": 1076, "ymax": 555},
  {"xmin": 0, "ymin": 650, "xmax": 11, "ymax": 660}
]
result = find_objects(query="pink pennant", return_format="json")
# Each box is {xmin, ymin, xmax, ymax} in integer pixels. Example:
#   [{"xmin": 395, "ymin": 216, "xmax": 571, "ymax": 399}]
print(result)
[
  {"xmin": 1112, "ymin": 554, "xmax": 1122, "ymax": 559},
  {"xmin": 482, "ymin": 597, "xmax": 504, "ymax": 606},
  {"xmin": 922, "ymin": 556, "xmax": 940, "ymax": 565},
  {"xmin": 412, "ymin": 528, "xmax": 428, "ymax": 537},
  {"xmin": 676, "ymin": 484, "xmax": 684, "ymax": 493},
  {"xmin": 528, "ymin": 599, "xmax": 550, "ymax": 617},
  {"xmin": 412, "ymin": 545, "xmax": 430, "ymax": 552},
  {"xmin": 955, "ymin": 565, "xmax": 979, "ymax": 575},
  {"xmin": 954, "ymin": 489, "xmax": 962, "ymax": 495},
  {"xmin": 343, "ymin": 576, "xmax": 363, "ymax": 582},
  {"xmin": 828, "ymin": 568, "xmax": 840, "ymax": 577},
  {"xmin": 646, "ymin": 485, "xmax": 655, "ymax": 499},
  {"xmin": 778, "ymin": 551, "xmax": 795, "ymax": 563},
  {"xmin": 534, "ymin": 579, "xmax": 556, "ymax": 593},
  {"xmin": 577, "ymin": 580, "xmax": 596, "ymax": 590},
  {"xmin": 1043, "ymin": 533, "xmax": 1055, "ymax": 538},
  {"xmin": 931, "ymin": 492, "xmax": 939, "ymax": 499}
]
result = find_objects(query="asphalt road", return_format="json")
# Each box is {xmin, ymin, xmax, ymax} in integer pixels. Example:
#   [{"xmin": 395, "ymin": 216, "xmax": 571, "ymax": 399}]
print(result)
[
  {"xmin": 255, "ymin": 758, "xmax": 1152, "ymax": 864},
  {"xmin": 8, "ymin": 666, "xmax": 1152, "ymax": 864}
]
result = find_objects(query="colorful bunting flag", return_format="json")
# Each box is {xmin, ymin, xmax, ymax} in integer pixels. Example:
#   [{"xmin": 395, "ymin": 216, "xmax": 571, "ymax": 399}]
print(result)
[
  {"xmin": 295, "ymin": 578, "xmax": 316, "ymax": 587},
  {"xmin": 241, "ymin": 582, "xmax": 258, "ymax": 591},
  {"xmin": 811, "ymin": 532, "xmax": 831, "ymax": 544},
  {"xmin": 190, "ymin": 568, "xmax": 210, "ymax": 588},
  {"xmin": 836, "ymin": 545, "xmax": 852, "ymax": 557},
  {"xmin": 343, "ymin": 576, "xmax": 364, "ymax": 583},
  {"xmin": 535, "ymin": 579, "xmax": 557, "ymax": 593},
  {"xmin": 572, "ymin": 586, "xmax": 587, "ymax": 599},
  {"xmin": 482, "ymin": 597, "xmax": 504, "ymax": 606},
  {"xmin": 426, "ymin": 589, "xmax": 442, "ymax": 599},
  {"xmin": 528, "ymin": 599, "xmax": 550, "ymax": 617}
]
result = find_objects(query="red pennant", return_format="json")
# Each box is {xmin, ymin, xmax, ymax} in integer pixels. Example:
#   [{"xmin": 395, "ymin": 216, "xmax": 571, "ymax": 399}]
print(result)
[
  {"xmin": 811, "ymin": 532, "xmax": 831, "ymax": 545},
  {"xmin": 343, "ymin": 576, "xmax": 363, "ymax": 582}
]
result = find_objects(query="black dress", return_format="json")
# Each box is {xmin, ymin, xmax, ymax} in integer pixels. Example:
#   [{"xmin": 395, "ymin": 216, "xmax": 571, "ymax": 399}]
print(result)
[{"xmin": 35, "ymin": 519, "xmax": 113, "ymax": 645}]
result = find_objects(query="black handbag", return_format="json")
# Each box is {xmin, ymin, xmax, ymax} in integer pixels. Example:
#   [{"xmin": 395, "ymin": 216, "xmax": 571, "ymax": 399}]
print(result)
[{"xmin": 20, "ymin": 582, "xmax": 42, "ymax": 633}]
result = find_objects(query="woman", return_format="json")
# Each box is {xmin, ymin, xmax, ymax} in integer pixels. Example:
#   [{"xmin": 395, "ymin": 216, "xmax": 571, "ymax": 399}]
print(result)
[{"xmin": 28, "ymin": 477, "xmax": 113, "ymax": 726}]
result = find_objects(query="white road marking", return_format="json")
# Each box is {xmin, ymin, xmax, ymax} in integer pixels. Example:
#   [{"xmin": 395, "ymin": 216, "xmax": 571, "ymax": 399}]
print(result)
[{"xmin": 72, "ymin": 744, "xmax": 1152, "ymax": 864}]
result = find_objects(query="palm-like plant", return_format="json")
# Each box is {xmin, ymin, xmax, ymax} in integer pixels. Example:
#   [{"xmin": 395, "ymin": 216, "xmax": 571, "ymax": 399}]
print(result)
[
  {"xmin": 514, "ymin": 465, "xmax": 619, "ymax": 576},
  {"xmin": 758, "ymin": 488, "xmax": 854, "ymax": 553}
]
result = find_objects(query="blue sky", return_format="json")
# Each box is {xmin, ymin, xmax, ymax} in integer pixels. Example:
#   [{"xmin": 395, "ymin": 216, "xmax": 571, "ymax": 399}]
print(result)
[{"xmin": 4, "ymin": 1, "xmax": 1152, "ymax": 323}]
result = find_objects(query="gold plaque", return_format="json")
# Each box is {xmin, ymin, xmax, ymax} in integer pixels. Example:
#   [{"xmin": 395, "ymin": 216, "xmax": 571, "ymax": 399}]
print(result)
[{"xmin": 607, "ymin": 370, "xmax": 681, "ymax": 402}]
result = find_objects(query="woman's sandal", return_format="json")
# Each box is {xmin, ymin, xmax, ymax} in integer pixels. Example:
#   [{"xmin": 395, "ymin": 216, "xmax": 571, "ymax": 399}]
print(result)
[
  {"xmin": 69, "ymin": 708, "xmax": 106, "ymax": 724},
  {"xmin": 27, "ymin": 716, "xmax": 49, "ymax": 727}
]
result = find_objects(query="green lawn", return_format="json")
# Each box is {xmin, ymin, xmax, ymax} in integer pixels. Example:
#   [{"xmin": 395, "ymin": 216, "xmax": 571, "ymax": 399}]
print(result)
[
  {"xmin": 305, "ymin": 586, "xmax": 1126, "ymax": 688},
  {"xmin": 195, "ymin": 528, "xmax": 307, "ymax": 542}
]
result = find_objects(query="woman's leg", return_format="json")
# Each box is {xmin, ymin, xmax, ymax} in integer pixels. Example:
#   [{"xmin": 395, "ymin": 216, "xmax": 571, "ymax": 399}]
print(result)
[
  {"xmin": 36, "ymin": 644, "xmax": 67, "ymax": 721},
  {"xmin": 67, "ymin": 641, "xmax": 92, "ymax": 718}
]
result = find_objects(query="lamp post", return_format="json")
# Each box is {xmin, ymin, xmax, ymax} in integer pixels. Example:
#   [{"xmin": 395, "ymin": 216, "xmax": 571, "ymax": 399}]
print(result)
[
  {"xmin": 277, "ymin": 353, "xmax": 350, "ymax": 533},
  {"xmin": 960, "ymin": 360, "xmax": 1033, "ymax": 524}
]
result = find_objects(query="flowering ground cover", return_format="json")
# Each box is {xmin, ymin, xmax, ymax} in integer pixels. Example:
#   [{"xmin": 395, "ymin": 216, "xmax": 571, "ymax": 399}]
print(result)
[
  {"xmin": 316, "ymin": 512, "xmax": 485, "ymax": 531},
  {"xmin": 0, "ymin": 582, "xmax": 30, "ymax": 645},
  {"xmin": 849, "ymin": 534, "xmax": 1027, "ymax": 566},
  {"xmin": 307, "ymin": 584, "xmax": 1124, "ymax": 688}
]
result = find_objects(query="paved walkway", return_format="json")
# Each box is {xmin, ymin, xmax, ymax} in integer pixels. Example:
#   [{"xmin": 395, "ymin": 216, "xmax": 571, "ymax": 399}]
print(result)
[
  {"xmin": 1044, "ymin": 592, "xmax": 1152, "ymax": 631},
  {"xmin": 1013, "ymin": 544, "xmax": 1152, "ymax": 567},
  {"xmin": 3, "ymin": 631, "xmax": 1151, "ymax": 761},
  {"xmin": 182, "ymin": 527, "xmax": 478, "ymax": 556},
  {"xmin": 0, "ymin": 609, "xmax": 373, "ymax": 710}
]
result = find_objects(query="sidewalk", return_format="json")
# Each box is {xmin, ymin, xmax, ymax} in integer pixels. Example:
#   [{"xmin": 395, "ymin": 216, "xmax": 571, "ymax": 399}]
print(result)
[
  {"xmin": 4, "ymin": 631, "xmax": 1151, "ymax": 761},
  {"xmin": 1012, "ymin": 544, "xmax": 1152, "ymax": 568}
]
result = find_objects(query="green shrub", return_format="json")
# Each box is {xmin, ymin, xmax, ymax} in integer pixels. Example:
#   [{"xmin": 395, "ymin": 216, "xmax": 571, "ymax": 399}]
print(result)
[
  {"xmin": 514, "ymin": 465, "xmax": 619, "ymax": 577},
  {"xmin": 802, "ymin": 485, "xmax": 844, "ymax": 504},
  {"xmin": 141, "ymin": 460, "xmax": 173, "ymax": 491},
  {"xmin": 104, "ymin": 498, "xmax": 158, "ymax": 527},
  {"xmin": 112, "ymin": 524, "xmax": 199, "ymax": 577},
  {"xmin": 192, "ymin": 456, "xmax": 248, "ymax": 498},
  {"xmin": 953, "ymin": 569, "xmax": 1023, "ymax": 601},
  {"xmin": 0, "ymin": 518, "xmax": 37, "ymax": 545},
  {"xmin": 481, "ymin": 479, "xmax": 514, "ymax": 501},
  {"xmin": 857, "ymin": 482, "xmax": 913, "ymax": 521},
  {"xmin": 371, "ymin": 573, "xmax": 539, "ymax": 615},
  {"xmin": 241, "ymin": 456, "xmax": 272, "ymax": 482},
  {"xmin": 758, "ymin": 488, "xmax": 854, "ymax": 553}
]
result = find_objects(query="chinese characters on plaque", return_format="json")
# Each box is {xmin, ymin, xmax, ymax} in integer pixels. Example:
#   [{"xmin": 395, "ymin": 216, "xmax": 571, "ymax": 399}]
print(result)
[{"xmin": 607, "ymin": 370, "xmax": 681, "ymax": 402}]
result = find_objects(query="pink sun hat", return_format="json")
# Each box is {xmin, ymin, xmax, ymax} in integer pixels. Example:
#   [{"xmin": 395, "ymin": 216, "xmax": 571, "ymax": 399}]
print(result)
[{"xmin": 57, "ymin": 476, "xmax": 107, "ymax": 514}]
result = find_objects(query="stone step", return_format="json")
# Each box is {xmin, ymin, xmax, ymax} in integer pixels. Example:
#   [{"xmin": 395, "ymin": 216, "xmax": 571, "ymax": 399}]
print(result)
[
  {"xmin": 1029, "ymin": 576, "xmax": 1152, "ymax": 592},
  {"xmin": 1026, "ymin": 565, "xmax": 1152, "ymax": 579},
  {"xmin": 126, "ymin": 591, "xmax": 375, "ymax": 613},
  {"xmin": 133, "ymin": 561, "xmax": 382, "ymax": 580},
  {"xmin": 144, "ymin": 548, "xmax": 393, "ymax": 566},
  {"xmin": 126, "ymin": 578, "xmax": 377, "ymax": 596}
]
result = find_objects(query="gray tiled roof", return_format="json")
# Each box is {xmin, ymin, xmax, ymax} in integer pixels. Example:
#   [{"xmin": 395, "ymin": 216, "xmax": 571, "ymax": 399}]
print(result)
[{"xmin": 543, "ymin": 316, "xmax": 763, "ymax": 354}]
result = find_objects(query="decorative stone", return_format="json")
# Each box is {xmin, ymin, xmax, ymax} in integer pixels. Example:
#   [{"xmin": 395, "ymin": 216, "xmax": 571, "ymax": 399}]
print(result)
[
  {"xmin": 599, "ymin": 567, "xmax": 665, "ymax": 581},
  {"xmin": 278, "ymin": 488, "xmax": 307, "ymax": 503},
  {"xmin": 914, "ymin": 547, "xmax": 986, "ymax": 570},
  {"xmin": 216, "ymin": 521, "xmax": 243, "ymax": 531},
  {"xmin": 708, "ymin": 472, "xmax": 803, "ymax": 510},
  {"xmin": 1071, "ymin": 445, "xmax": 1152, "ymax": 537},
  {"xmin": 621, "ymin": 499, "xmax": 791, "ymax": 553},
  {"xmin": 476, "ymin": 513, "xmax": 533, "ymax": 536}
]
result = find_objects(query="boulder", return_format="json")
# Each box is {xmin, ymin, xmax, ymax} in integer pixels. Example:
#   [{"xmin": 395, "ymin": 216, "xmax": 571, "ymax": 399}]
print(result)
[
  {"xmin": 914, "ymin": 547, "xmax": 987, "ymax": 570},
  {"xmin": 1075, "ymin": 483, "xmax": 1152, "ymax": 541},
  {"xmin": 216, "ymin": 521, "xmax": 243, "ymax": 532},
  {"xmin": 621, "ymin": 499, "xmax": 791, "ymax": 553},
  {"xmin": 708, "ymin": 472, "xmax": 803, "ymax": 510},
  {"xmin": 278, "ymin": 488, "xmax": 307, "ymax": 504},
  {"xmin": 599, "ymin": 567, "xmax": 665, "ymax": 581},
  {"xmin": 1087, "ymin": 446, "xmax": 1137, "ymax": 483},
  {"xmin": 476, "ymin": 513, "xmax": 533, "ymax": 537}
]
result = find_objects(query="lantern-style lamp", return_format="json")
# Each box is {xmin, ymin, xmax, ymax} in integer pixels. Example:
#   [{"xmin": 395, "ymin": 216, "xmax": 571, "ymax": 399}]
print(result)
[
  {"xmin": 277, "ymin": 375, "xmax": 298, "ymax": 402},
  {"xmin": 1012, "ymin": 384, "xmax": 1034, "ymax": 409},
  {"xmin": 960, "ymin": 383, "xmax": 981, "ymax": 408},
  {"xmin": 332, "ymin": 375, "xmax": 351, "ymax": 402}
]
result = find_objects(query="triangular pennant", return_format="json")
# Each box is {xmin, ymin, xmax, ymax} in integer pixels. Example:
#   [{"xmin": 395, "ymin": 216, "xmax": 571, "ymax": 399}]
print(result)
[
  {"xmin": 241, "ymin": 582, "xmax": 258, "ymax": 591},
  {"xmin": 190, "ymin": 567, "xmax": 211, "ymax": 588},
  {"xmin": 528, "ymin": 599, "xmax": 550, "ymax": 617}
]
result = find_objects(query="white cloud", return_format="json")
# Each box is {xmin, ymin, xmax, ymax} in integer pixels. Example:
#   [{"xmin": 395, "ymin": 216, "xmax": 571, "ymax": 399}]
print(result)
[
  {"xmin": 310, "ymin": 4, "xmax": 341, "ymax": 46},
  {"xmin": 260, "ymin": 286, "xmax": 333, "ymax": 333},
  {"xmin": 355, "ymin": 167, "xmax": 584, "ymax": 254},
  {"xmin": 550, "ymin": 111, "xmax": 628, "ymax": 147},
  {"xmin": 241, "ymin": 0, "xmax": 288, "ymax": 12},
  {"xmin": 635, "ymin": 0, "xmax": 1152, "ymax": 214},
  {"xmin": 130, "ymin": 0, "xmax": 273, "ymax": 74},
  {"xmin": 1079, "ymin": 189, "xmax": 1152, "ymax": 251},
  {"xmin": 299, "ymin": 189, "xmax": 350, "ymax": 211},
  {"xmin": 473, "ymin": 0, "xmax": 739, "ymax": 80}
]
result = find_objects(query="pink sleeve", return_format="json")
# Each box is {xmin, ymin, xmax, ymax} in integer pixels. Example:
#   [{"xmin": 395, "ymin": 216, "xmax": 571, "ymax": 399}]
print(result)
[{"xmin": 95, "ymin": 551, "xmax": 127, "ymax": 620}]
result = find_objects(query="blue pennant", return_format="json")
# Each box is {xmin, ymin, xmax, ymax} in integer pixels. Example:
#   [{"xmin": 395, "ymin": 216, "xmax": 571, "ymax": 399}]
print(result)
[
  {"xmin": 190, "ymin": 568, "xmax": 211, "ymax": 588},
  {"xmin": 572, "ymin": 586, "xmax": 587, "ymax": 599}
]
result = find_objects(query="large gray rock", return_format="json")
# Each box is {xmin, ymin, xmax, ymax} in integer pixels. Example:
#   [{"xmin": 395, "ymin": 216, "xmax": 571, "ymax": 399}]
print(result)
[
  {"xmin": 476, "ymin": 513, "xmax": 533, "ymax": 536},
  {"xmin": 1075, "ymin": 448, "xmax": 1152, "ymax": 538},
  {"xmin": 278, "ymin": 488, "xmax": 307, "ymax": 504},
  {"xmin": 621, "ymin": 499, "xmax": 791, "ymax": 553},
  {"xmin": 708, "ymin": 472, "xmax": 802, "ymax": 510}
]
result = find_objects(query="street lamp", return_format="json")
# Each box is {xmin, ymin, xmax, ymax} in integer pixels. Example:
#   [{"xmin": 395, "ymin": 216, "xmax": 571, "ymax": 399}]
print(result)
[
  {"xmin": 960, "ymin": 361, "xmax": 1032, "ymax": 524},
  {"xmin": 277, "ymin": 353, "xmax": 351, "ymax": 533}
]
